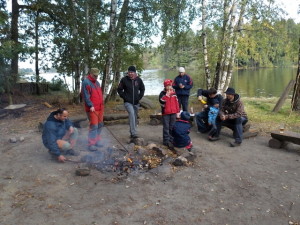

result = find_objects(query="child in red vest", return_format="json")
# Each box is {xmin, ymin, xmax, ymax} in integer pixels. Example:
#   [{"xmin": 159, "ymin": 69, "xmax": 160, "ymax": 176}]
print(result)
[{"xmin": 159, "ymin": 79, "xmax": 180, "ymax": 148}]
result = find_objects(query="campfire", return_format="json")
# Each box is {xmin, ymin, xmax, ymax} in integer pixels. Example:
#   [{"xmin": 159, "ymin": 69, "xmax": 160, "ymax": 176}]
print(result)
[{"xmin": 74, "ymin": 138, "xmax": 195, "ymax": 176}]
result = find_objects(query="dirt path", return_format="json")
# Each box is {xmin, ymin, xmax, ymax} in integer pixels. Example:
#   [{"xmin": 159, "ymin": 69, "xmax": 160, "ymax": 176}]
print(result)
[{"xmin": 0, "ymin": 118, "xmax": 300, "ymax": 225}]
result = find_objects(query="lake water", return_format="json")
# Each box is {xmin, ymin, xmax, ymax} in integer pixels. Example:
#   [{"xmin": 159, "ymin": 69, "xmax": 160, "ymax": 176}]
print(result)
[
  {"xmin": 28, "ymin": 67, "xmax": 297, "ymax": 97},
  {"xmin": 142, "ymin": 67, "xmax": 298, "ymax": 97}
]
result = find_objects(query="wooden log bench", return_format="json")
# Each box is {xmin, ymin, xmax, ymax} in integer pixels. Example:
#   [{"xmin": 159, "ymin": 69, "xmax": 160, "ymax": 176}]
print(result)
[
  {"xmin": 269, "ymin": 130, "xmax": 300, "ymax": 149},
  {"xmin": 149, "ymin": 114, "xmax": 195, "ymax": 126}
]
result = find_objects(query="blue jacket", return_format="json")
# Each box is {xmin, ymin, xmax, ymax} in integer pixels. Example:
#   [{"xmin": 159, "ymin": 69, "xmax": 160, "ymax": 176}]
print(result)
[
  {"xmin": 173, "ymin": 74, "xmax": 193, "ymax": 96},
  {"xmin": 208, "ymin": 106, "xmax": 219, "ymax": 125},
  {"xmin": 172, "ymin": 119, "xmax": 191, "ymax": 148},
  {"xmin": 42, "ymin": 112, "xmax": 73, "ymax": 156}
]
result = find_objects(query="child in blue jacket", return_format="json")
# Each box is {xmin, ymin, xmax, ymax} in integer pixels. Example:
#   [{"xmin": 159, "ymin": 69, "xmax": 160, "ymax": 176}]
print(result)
[
  {"xmin": 208, "ymin": 99, "xmax": 219, "ymax": 139},
  {"xmin": 172, "ymin": 111, "xmax": 192, "ymax": 151}
]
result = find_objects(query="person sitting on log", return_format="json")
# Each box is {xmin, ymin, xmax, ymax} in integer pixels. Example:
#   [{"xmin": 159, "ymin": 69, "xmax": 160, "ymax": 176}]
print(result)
[
  {"xmin": 42, "ymin": 108, "xmax": 79, "ymax": 162},
  {"xmin": 209, "ymin": 88, "xmax": 248, "ymax": 147}
]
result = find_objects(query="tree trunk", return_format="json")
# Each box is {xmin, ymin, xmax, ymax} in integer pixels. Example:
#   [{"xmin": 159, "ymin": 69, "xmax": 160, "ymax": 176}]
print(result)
[
  {"xmin": 224, "ymin": 0, "xmax": 247, "ymax": 92},
  {"xmin": 69, "ymin": 0, "xmax": 81, "ymax": 104},
  {"xmin": 214, "ymin": 0, "xmax": 230, "ymax": 91},
  {"xmin": 102, "ymin": 0, "xmax": 117, "ymax": 100},
  {"xmin": 201, "ymin": 0, "xmax": 211, "ymax": 88},
  {"xmin": 10, "ymin": 0, "xmax": 20, "ymax": 104},
  {"xmin": 292, "ymin": 37, "xmax": 300, "ymax": 111},
  {"xmin": 35, "ymin": 10, "xmax": 40, "ymax": 95}
]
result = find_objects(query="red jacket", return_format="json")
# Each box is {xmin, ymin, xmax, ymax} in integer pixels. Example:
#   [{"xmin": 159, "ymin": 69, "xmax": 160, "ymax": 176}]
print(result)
[
  {"xmin": 81, "ymin": 75, "xmax": 104, "ymax": 112},
  {"xmin": 159, "ymin": 90, "xmax": 180, "ymax": 115}
]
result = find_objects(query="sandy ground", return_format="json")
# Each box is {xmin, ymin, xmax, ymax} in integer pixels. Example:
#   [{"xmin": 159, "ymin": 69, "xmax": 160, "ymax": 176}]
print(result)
[{"xmin": 0, "ymin": 114, "xmax": 300, "ymax": 225}]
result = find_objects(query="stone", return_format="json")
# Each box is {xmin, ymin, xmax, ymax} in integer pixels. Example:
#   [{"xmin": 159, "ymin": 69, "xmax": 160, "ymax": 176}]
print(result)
[
  {"xmin": 172, "ymin": 156, "xmax": 188, "ymax": 166},
  {"xmin": 139, "ymin": 97, "xmax": 155, "ymax": 109},
  {"xmin": 19, "ymin": 136, "xmax": 25, "ymax": 142},
  {"xmin": 133, "ymin": 138, "xmax": 145, "ymax": 146},
  {"xmin": 146, "ymin": 143, "xmax": 157, "ymax": 150},
  {"xmin": 9, "ymin": 137, "xmax": 17, "ymax": 143}
]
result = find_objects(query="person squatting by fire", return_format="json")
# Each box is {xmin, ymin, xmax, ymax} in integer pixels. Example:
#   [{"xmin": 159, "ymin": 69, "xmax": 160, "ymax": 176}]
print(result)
[
  {"xmin": 42, "ymin": 108, "xmax": 79, "ymax": 162},
  {"xmin": 81, "ymin": 68, "xmax": 104, "ymax": 151}
]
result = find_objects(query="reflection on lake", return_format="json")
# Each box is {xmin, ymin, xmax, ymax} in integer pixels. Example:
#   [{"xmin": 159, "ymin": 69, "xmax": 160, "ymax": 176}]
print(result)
[{"xmin": 142, "ymin": 67, "xmax": 297, "ymax": 97}]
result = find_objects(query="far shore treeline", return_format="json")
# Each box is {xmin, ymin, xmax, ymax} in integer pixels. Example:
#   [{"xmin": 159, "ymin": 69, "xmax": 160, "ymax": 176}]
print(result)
[{"xmin": 0, "ymin": 1, "xmax": 299, "ymax": 109}]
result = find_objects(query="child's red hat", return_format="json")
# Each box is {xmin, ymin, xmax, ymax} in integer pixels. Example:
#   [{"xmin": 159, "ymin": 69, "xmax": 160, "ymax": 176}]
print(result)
[{"xmin": 163, "ymin": 79, "xmax": 173, "ymax": 87}]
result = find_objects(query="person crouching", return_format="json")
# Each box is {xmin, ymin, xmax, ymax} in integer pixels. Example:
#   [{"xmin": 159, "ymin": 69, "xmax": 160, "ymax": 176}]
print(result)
[
  {"xmin": 172, "ymin": 111, "xmax": 192, "ymax": 151},
  {"xmin": 159, "ymin": 79, "xmax": 180, "ymax": 148}
]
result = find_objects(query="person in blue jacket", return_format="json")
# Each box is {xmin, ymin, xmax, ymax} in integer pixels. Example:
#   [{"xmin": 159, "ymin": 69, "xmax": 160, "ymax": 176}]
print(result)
[
  {"xmin": 172, "ymin": 67, "xmax": 193, "ymax": 111},
  {"xmin": 207, "ymin": 99, "xmax": 220, "ymax": 139},
  {"xmin": 42, "ymin": 108, "xmax": 78, "ymax": 162},
  {"xmin": 172, "ymin": 111, "xmax": 192, "ymax": 151}
]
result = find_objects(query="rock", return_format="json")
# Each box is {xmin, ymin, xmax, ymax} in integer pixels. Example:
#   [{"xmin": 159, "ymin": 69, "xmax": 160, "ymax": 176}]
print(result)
[
  {"xmin": 75, "ymin": 168, "xmax": 90, "ymax": 176},
  {"xmin": 181, "ymin": 151, "xmax": 196, "ymax": 162},
  {"xmin": 133, "ymin": 138, "xmax": 145, "ymax": 146},
  {"xmin": 152, "ymin": 147, "xmax": 167, "ymax": 157},
  {"xmin": 19, "ymin": 136, "xmax": 25, "ymax": 142},
  {"xmin": 9, "ymin": 137, "xmax": 17, "ymax": 143},
  {"xmin": 146, "ymin": 143, "xmax": 157, "ymax": 150},
  {"xmin": 173, "ymin": 156, "xmax": 188, "ymax": 166},
  {"xmin": 137, "ymin": 147, "xmax": 148, "ymax": 156}
]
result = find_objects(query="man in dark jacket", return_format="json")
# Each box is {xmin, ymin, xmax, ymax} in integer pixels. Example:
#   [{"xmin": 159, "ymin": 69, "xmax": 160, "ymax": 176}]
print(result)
[
  {"xmin": 117, "ymin": 66, "xmax": 145, "ymax": 139},
  {"xmin": 81, "ymin": 68, "xmax": 104, "ymax": 151},
  {"xmin": 172, "ymin": 67, "xmax": 193, "ymax": 111},
  {"xmin": 195, "ymin": 87, "xmax": 223, "ymax": 133},
  {"xmin": 42, "ymin": 108, "xmax": 78, "ymax": 162},
  {"xmin": 210, "ymin": 87, "xmax": 248, "ymax": 147}
]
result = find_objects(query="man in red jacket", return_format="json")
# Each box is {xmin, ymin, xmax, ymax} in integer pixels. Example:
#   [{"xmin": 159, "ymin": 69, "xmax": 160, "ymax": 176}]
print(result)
[{"xmin": 82, "ymin": 68, "xmax": 104, "ymax": 151}]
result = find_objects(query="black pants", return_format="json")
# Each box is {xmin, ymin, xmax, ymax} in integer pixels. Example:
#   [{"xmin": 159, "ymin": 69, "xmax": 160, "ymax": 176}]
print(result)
[
  {"xmin": 162, "ymin": 114, "xmax": 177, "ymax": 145},
  {"xmin": 177, "ymin": 95, "xmax": 189, "ymax": 112},
  {"xmin": 215, "ymin": 117, "xmax": 248, "ymax": 143}
]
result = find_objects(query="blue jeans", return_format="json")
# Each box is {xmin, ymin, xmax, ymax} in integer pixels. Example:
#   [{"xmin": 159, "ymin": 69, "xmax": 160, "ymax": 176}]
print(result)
[
  {"xmin": 195, "ymin": 110, "xmax": 210, "ymax": 133},
  {"xmin": 124, "ymin": 102, "xmax": 139, "ymax": 136},
  {"xmin": 215, "ymin": 117, "xmax": 248, "ymax": 143}
]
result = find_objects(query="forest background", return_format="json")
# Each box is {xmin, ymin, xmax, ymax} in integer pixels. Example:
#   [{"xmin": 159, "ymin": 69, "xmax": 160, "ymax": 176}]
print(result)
[{"xmin": 0, "ymin": 0, "xmax": 299, "ymax": 108}]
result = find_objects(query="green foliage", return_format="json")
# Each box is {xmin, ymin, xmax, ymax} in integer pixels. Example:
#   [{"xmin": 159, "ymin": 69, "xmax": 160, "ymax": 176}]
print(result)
[{"xmin": 48, "ymin": 77, "xmax": 68, "ymax": 91}]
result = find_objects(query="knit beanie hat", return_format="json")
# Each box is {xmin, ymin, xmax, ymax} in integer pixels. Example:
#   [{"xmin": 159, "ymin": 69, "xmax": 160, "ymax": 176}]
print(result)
[{"xmin": 128, "ymin": 66, "xmax": 136, "ymax": 72}]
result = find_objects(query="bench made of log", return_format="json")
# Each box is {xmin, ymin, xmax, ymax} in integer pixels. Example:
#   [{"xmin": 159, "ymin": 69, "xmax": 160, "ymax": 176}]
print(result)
[
  {"xmin": 149, "ymin": 114, "xmax": 195, "ymax": 126},
  {"xmin": 269, "ymin": 130, "xmax": 300, "ymax": 149}
]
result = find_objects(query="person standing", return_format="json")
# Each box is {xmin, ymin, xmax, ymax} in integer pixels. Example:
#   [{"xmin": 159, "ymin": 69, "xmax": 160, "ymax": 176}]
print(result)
[
  {"xmin": 42, "ymin": 108, "xmax": 79, "ymax": 162},
  {"xmin": 117, "ymin": 66, "xmax": 145, "ymax": 139},
  {"xmin": 210, "ymin": 87, "xmax": 248, "ymax": 147},
  {"xmin": 172, "ymin": 67, "xmax": 193, "ymax": 111},
  {"xmin": 195, "ymin": 87, "xmax": 223, "ymax": 133},
  {"xmin": 81, "ymin": 68, "xmax": 104, "ymax": 151},
  {"xmin": 159, "ymin": 79, "xmax": 180, "ymax": 148}
]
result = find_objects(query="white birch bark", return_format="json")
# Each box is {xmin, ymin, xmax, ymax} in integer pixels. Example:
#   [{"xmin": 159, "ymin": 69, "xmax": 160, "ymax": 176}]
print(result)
[
  {"xmin": 202, "ymin": 0, "xmax": 211, "ymax": 88},
  {"xmin": 103, "ymin": 0, "xmax": 117, "ymax": 99}
]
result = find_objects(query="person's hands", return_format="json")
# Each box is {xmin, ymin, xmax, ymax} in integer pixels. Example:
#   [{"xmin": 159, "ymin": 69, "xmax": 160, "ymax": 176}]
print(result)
[
  {"xmin": 203, "ymin": 104, "xmax": 208, "ymax": 109},
  {"xmin": 208, "ymin": 123, "xmax": 211, "ymax": 126},
  {"xmin": 90, "ymin": 106, "xmax": 95, "ymax": 112},
  {"xmin": 57, "ymin": 155, "xmax": 66, "ymax": 162},
  {"xmin": 69, "ymin": 126, "xmax": 74, "ymax": 134},
  {"xmin": 198, "ymin": 96, "xmax": 203, "ymax": 101},
  {"xmin": 220, "ymin": 115, "xmax": 227, "ymax": 121},
  {"xmin": 179, "ymin": 83, "xmax": 185, "ymax": 88}
]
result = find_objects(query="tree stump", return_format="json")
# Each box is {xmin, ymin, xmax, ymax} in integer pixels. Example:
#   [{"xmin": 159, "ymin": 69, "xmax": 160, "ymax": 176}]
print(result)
[{"xmin": 268, "ymin": 138, "xmax": 284, "ymax": 149}]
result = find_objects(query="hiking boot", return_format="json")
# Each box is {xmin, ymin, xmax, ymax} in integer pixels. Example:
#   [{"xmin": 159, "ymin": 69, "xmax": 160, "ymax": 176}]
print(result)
[
  {"xmin": 208, "ymin": 136, "xmax": 220, "ymax": 141},
  {"xmin": 130, "ymin": 135, "xmax": 139, "ymax": 139},
  {"xmin": 65, "ymin": 149, "xmax": 80, "ymax": 156},
  {"xmin": 95, "ymin": 141, "xmax": 104, "ymax": 148},
  {"xmin": 88, "ymin": 145, "xmax": 98, "ymax": 151},
  {"xmin": 230, "ymin": 141, "xmax": 241, "ymax": 147},
  {"xmin": 243, "ymin": 124, "xmax": 251, "ymax": 133}
]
